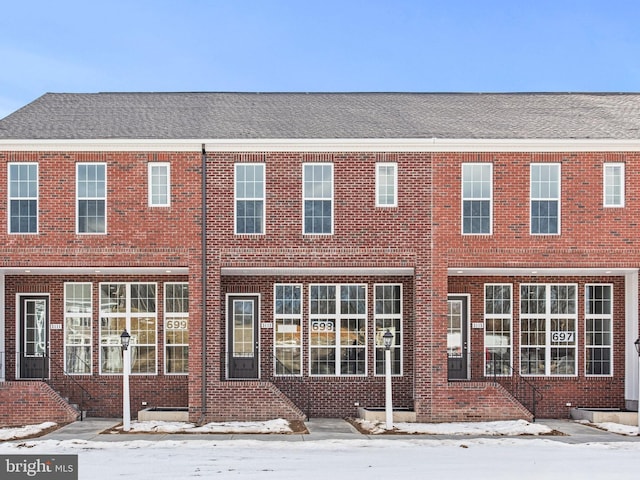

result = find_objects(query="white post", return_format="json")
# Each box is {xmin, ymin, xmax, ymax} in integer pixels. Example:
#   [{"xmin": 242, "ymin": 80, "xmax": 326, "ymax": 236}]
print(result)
[
  {"xmin": 385, "ymin": 347, "xmax": 393, "ymax": 430},
  {"xmin": 637, "ymin": 353, "xmax": 640, "ymax": 436},
  {"xmin": 123, "ymin": 346, "xmax": 131, "ymax": 432}
]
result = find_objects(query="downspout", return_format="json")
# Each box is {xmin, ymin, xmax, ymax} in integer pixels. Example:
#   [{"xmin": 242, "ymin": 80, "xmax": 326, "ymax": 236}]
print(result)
[{"xmin": 200, "ymin": 143, "xmax": 208, "ymax": 423}]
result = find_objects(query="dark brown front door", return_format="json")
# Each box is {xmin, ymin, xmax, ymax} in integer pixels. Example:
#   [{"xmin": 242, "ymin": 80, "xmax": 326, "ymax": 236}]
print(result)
[
  {"xmin": 227, "ymin": 295, "xmax": 259, "ymax": 379},
  {"xmin": 447, "ymin": 296, "xmax": 468, "ymax": 380},
  {"xmin": 19, "ymin": 296, "xmax": 49, "ymax": 379}
]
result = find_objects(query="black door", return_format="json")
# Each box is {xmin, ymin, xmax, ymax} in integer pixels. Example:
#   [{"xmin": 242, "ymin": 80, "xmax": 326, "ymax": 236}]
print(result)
[
  {"xmin": 447, "ymin": 296, "xmax": 468, "ymax": 380},
  {"xmin": 227, "ymin": 295, "xmax": 259, "ymax": 379},
  {"xmin": 19, "ymin": 296, "xmax": 49, "ymax": 379}
]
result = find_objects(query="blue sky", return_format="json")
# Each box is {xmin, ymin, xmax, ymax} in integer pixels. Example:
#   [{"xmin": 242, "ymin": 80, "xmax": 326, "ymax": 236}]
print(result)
[{"xmin": 1, "ymin": 0, "xmax": 639, "ymax": 118}]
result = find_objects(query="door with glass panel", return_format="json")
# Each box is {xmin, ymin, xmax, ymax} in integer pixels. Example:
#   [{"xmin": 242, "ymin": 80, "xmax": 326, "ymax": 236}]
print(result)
[
  {"xmin": 447, "ymin": 296, "xmax": 468, "ymax": 380},
  {"xmin": 227, "ymin": 295, "xmax": 259, "ymax": 379},
  {"xmin": 19, "ymin": 296, "xmax": 49, "ymax": 378}
]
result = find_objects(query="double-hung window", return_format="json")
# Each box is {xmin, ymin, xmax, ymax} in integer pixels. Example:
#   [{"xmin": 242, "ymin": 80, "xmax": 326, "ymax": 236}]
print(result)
[
  {"xmin": 165, "ymin": 283, "xmax": 189, "ymax": 374},
  {"xmin": 99, "ymin": 283, "xmax": 157, "ymax": 374},
  {"xmin": 8, "ymin": 163, "xmax": 38, "ymax": 234},
  {"xmin": 64, "ymin": 283, "xmax": 92, "ymax": 374},
  {"xmin": 484, "ymin": 284, "xmax": 512, "ymax": 376},
  {"xmin": 603, "ymin": 163, "xmax": 624, "ymax": 207},
  {"xmin": 520, "ymin": 284, "xmax": 577, "ymax": 376},
  {"xmin": 303, "ymin": 163, "xmax": 333, "ymax": 234},
  {"xmin": 235, "ymin": 163, "xmax": 265, "ymax": 234},
  {"xmin": 274, "ymin": 284, "xmax": 302, "ymax": 376},
  {"xmin": 309, "ymin": 285, "xmax": 366, "ymax": 375},
  {"xmin": 374, "ymin": 284, "xmax": 402, "ymax": 375},
  {"xmin": 462, "ymin": 163, "xmax": 492, "ymax": 234},
  {"xmin": 530, "ymin": 163, "xmax": 560, "ymax": 235},
  {"xmin": 77, "ymin": 163, "xmax": 106, "ymax": 234},
  {"xmin": 148, "ymin": 163, "xmax": 170, "ymax": 207},
  {"xmin": 585, "ymin": 284, "xmax": 613, "ymax": 376},
  {"xmin": 376, "ymin": 163, "xmax": 397, "ymax": 207}
]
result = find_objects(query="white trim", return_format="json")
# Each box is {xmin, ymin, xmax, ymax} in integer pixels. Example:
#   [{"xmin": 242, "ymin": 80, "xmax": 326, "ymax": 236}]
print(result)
[
  {"xmin": 76, "ymin": 162, "xmax": 107, "ymax": 235},
  {"xmin": 164, "ymin": 282, "xmax": 189, "ymax": 376},
  {"xmin": 461, "ymin": 163, "xmax": 493, "ymax": 235},
  {"xmin": 626, "ymin": 271, "xmax": 639, "ymax": 409},
  {"xmin": 373, "ymin": 283, "xmax": 403, "ymax": 377},
  {"xmin": 483, "ymin": 283, "xmax": 513, "ymax": 377},
  {"xmin": 375, "ymin": 162, "xmax": 398, "ymax": 208},
  {"xmin": 5, "ymin": 138, "xmax": 640, "ymax": 153},
  {"xmin": 221, "ymin": 267, "xmax": 414, "ymax": 276},
  {"xmin": 63, "ymin": 282, "xmax": 93, "ymax": 375},
  {"xmin": 0, "ymin": 275, "xmax": 4, "ymax": 381},
  {"xmin": 530, "ymin": 163, "xmax": 561, "ymax": 235},
  {"xmin": 447, "ymin": 293, "xmax": 471, "ymax": 380},
  {"xmin": 15, "ymin": 293, "xmax": 51, "ymax": 379},
  {"xmin": 603, "ymin": 162, "xmax": 625, "ymax": 208},
  {"xmin": 7, "ymin": 162, "xmax": 39, "ymax": 234},
  {"xmin": 0, "ymin": 267, "xmax": 188, "ymax": 275},
  {"xmin": 448, "ymin": 267, "xmax": 637, "ymax": 276},
  {"xmin": 148, "ymin": 162, "xmax": 171, "ymax": 207},
  {"xmin": 584, "ymin": 283, "xmax": 614, "ymax": 377},
  {"xmin": 302, "ymin": 162, "xmax": 334, "ymax": 235},
  {"xmin": 234, "ymin": 162, "xmax": 266, "ymax": 235},
  {"xmin": 273, "ymin": 283, "xmax": 303, "ymax": 377}
]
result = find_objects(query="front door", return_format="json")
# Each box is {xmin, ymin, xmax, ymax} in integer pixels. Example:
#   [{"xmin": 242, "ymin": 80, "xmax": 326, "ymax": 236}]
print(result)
[
  {"xmin": 447, "ymin": 295, "xmax": 468, "ymax": 380},
  {"xmin": 227, "ymin": 295, "xmax": 259, "ymax": 379},
  {"xmin": 19, "ymin": 296, "xmax": 49, "ymax": 379}
]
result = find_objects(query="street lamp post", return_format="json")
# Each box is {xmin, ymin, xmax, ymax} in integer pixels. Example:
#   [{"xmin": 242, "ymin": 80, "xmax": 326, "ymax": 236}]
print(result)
[
  {"xmin": 121, "ymin": 329, "xmax": 131, "ymax": 432},
  {"xmin": 635, "ymin": 337, "xmax": 640, "ymax": 435},
  {"xmin": 383, "ymin": 329, "xmax": 394, "ymax": 430}
]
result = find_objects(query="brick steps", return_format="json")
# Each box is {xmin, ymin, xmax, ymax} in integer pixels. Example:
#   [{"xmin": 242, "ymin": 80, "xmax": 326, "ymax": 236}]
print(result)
[{"xmin": 0, "ymin": 381, "xmax": 80, "ymax": 427}]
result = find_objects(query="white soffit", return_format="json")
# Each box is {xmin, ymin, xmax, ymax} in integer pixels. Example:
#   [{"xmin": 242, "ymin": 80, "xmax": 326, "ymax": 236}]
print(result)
[
  {"xmin": 221, "ymin": 267, "xmax": 415, "ymax": 276},
  {"xmin": 2, "ymin": 138, "xmax": 640, "ymax": 152},
  {"xmin": 0, "ymin": 267, "xmax": 188, "ymax": 275},
  {"xmin": 449, "ymin": 267, "xmax": 638, "ymax": 276}
]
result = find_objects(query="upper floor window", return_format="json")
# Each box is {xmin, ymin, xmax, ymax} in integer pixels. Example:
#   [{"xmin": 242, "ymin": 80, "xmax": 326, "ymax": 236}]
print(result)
[
  {"xmin": 462, "ymin": 163, "xmax": 492, "ymax": 234},
  {"xmin": 235, "ymin": 163, "xmax": 265, "ymax": 234},
  {"xmin": 77, "ymin": 163, "xmax": 106, "ymax": 234},
  {"xmin": 8, "ymin": 163, "xmax": 38, "ymax": 234},
  {"xmin": 530, "ymin": 163, "xmax": 560, "ymax": 235},
  {"xmin": 303, "ymin": 163, "xmax": 333, "ymax": 234},
  {"xmin": 603, "ymin": 163, "xmax": 625, "ymax": 208},
  {"xmin": 376, "ymin": 163, "xmax": 397, "ymax": 207},
  {"xmin": 148, "ymin": 163, "xmax": 170, "ymax": 207}
]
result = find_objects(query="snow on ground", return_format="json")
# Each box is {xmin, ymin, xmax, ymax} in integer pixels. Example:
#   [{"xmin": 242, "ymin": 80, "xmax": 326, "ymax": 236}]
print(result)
[
  {"xmin": 0, "ymin": 422, "xmax": 56, "ymax": 441},
  {"xmin": 1, "ymin": 437, "xmax": 640, "ymax": 479},
  {"xmin": 125, "ymin": 418, "xmax": 292, "ymax": 434},
  {"xmin": 356, "ymin": 418, "xmax": 553, "ymax": 435}
]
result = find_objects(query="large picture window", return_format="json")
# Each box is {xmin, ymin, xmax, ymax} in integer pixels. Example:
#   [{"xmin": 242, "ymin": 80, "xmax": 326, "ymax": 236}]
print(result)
[
  {"xmin": 164, "ymin": 283, "xmax": 188, "ymax": 374},
  {"xmin": 8, "ymin": 163, "xmax": 38, "ymax": 234},
  {"xmin": 462, "ymin": 163, "xmax": 492, "ymax": 234},
  {"xmin": 585, "ymin": 284, "xmax": 613, "ymax": 376},
  {"xmin": 274, "ymin": 284, "xmax": 302, "ymax": 376},
  {"xmin": 235, "ymin": 163, "xmax": 265, "ymax": 234},
  {"xmin": 64, "ymin": 283, "xmax": 92, "ymax": 374},
  {"xmin": 530, "ymin": 163, "xmax": 560, "ymax": 235},
  {"xmin": 309, "ymin": 285, "xmax": 366, "ymax": 375},
  {"xmin": 374, "ymin": 285, "xmax": 402, "ymax": 375},
  {"xmin": 77, "ymin": 163, "xmax": 106, "ymax": 234},
  {"xmin": 100, "ymin": 283, "xmax": 157, "ymax": 374},
  {"xmin": 520, "ymin": 284, "xmax": 577, "ymax": 376},
  {"xmin": 484, "ymin": 284, "xmax": 512, "ymax": 376},
  {"xmin": 303, "ymin": 163, "xmax": 333, "ymax": 234}
]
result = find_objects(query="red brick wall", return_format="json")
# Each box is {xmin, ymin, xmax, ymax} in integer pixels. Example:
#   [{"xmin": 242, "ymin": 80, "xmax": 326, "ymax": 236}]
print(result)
[{"xmin": 0, "ymin": 381, "xmax": 79, "ymax": 427}]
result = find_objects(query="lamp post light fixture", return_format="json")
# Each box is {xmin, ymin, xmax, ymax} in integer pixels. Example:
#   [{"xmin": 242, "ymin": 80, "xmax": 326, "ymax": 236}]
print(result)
[
  {"xmin": 120, "ymin": 329, "xmax": 131, "ymax": 432},
  {"xmin": 383, "ymin": 329, "xmax": 394, "ymax": 430},
  {"xmin": 635, "ymin": 337, "xmax": 640, "ymax": 435}
]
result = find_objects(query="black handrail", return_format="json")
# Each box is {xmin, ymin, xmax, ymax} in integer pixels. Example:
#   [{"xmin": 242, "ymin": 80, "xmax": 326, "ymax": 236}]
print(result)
[{"xmin": 42, "ymin": 352, "xmax": 94, "ymax": 420}]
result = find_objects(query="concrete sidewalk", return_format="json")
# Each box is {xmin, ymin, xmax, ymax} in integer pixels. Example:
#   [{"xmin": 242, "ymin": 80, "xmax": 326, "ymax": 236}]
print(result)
[{"xmin": 30, "ymin": 417, "xmax": 640, "ymax": 444}]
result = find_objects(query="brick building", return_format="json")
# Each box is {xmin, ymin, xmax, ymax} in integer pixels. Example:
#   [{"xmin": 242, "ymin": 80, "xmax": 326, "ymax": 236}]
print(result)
[{"xmin": 0, "ymin": 92, "xmax": 639, "ymax": 425}]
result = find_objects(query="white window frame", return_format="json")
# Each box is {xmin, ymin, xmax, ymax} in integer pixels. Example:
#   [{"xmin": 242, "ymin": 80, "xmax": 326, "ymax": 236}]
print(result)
[
  {"xmin": 302, "ymin": 163, "xmax": 334, "ymax": 235},
  {"xmin": 8, "ymin": 162, "xmax": 39, "ymax": 234},
  {"xmin": 148, "ymin": 162, "xmax": 171, "ymax": 207},
  {"xmin": 76, "ymin": 162, "xmax": 107, "ymax": 234},
  {"xmin": 520, "ymin": 283, "xmax": 577, "ymax": 377},
  {"xmin": 530, "ymin": 163, "xmax": 561, "ymax": 235},
  {"xmin": 164, "ymin": 282, "xmax": 189, "ymax": 375},
  {"xmin": 234, "ymin": 163, "xmax": 266, "ymax": 235},
  {"xmin": 603, "ymin": 163, "xmax": 625, "ymax": 208},
  {"xmin": 99, "ymin": 282, "xmax": 157, "ymax": 375},
  {"xmin": 483, "ymin": 283, "xmax": 512, "ymax": 377},
  {"xmin": 273, "ymin": 284, "xmax": 303, "ymax": 377},
  {"xmin": 585, "ymin": 284, "xmax": 614, "ymax": 377},
  {"xmin": 376, "ymin": 162, "xmax": 398, "ymax": 207},
  {"xmin": 462, "ymin": 163, "xmax": 493, "ymax": 235},
  {"xmin": 309, "ymin": 284, "xmax": 367, "ymax": 376},
  {"xmin": 63, "ymin": 282, "xmax": 93, "ymax": 375},
  {"xmin": 373, "ymin": 284, "xmax": 403, "ymax": 376}
]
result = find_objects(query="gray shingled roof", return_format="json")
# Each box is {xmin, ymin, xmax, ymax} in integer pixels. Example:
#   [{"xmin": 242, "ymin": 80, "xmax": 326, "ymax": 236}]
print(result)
[{"xmin": 1, "ymin": 92, "xmax": 640, "ymax": 140}]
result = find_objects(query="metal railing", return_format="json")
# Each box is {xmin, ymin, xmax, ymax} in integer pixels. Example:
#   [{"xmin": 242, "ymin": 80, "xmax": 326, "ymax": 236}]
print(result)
[{"xmin": 42, "ymin": 352, "xmax": 94, "ymax": 420}]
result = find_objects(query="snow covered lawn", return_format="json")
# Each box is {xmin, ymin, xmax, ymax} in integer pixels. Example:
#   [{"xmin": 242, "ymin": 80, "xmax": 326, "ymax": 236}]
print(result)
[
  {"xmin": 120, "ymin": 418, "xmax": 294, "ymax": 434},
  {"xmin": 355, "ymin": 418, "xmax": 554, "ymax": 435}
]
